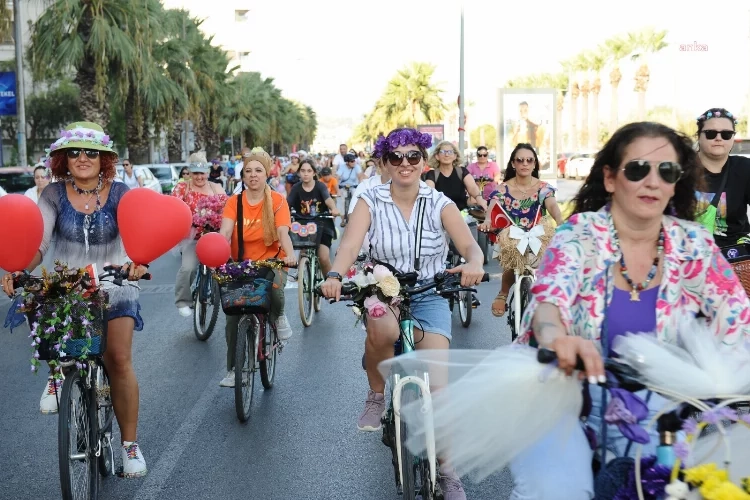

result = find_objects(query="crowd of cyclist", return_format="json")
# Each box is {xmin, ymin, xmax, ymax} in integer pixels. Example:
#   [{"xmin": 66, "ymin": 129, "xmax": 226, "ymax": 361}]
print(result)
[{"xmin": 4, "ymin": 105, "xmax": 750, "ymax": 499}]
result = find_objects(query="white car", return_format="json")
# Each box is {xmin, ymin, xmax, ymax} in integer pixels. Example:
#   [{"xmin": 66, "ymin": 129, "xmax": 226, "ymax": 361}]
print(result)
[
  {"xmin": 566, "ymin": 153, "xmax": 596, "ymax": 180},
  {"xmin": 0, "ymin": 185, "xmax": 6, "ymax": 197},
  {"xmin": 115, "ymin": 165, "xmax": 162, "ymax": 194}
]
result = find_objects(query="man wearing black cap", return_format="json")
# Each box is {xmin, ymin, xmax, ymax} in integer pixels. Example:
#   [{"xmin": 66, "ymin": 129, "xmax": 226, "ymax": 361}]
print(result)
[{"xmin": 336, "ymin": 153, "xmax": 362, "ymax": 226}]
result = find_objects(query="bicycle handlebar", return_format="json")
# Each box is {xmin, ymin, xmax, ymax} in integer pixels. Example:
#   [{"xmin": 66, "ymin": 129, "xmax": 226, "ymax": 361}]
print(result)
[
  {"xmin": 536, "ymin": 348, "xmax": 646, "ymax": 393},
  {"xmin": 291, "ymin": 212, "xmax": 336, "ymax": 220},
  {"xmin": 14, "ymin": 264, "xmax": 152, "ymax": 290}
]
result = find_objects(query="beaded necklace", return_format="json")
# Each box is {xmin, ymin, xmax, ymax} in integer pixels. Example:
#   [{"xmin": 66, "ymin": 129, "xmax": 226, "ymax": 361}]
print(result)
[{"xmin": 614, "ymin": 225, "xmax": 665, "ymax": 302}]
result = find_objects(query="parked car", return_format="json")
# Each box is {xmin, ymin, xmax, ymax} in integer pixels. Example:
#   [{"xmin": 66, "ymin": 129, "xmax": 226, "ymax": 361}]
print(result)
[
  {"xmin": 732, "ymin": 138, "xmax": 750, "ymax": 159},
  {"xmin": 0, "ymin": 167, "xmax": 35, "ymax": 194},
  {"xmin": 565, "ymin": 153, "xmax": 596, "ymax": 180},
  {"xmin": 145, "ymin": 163, "xmax": 184, "ymax": 193},
  {"xmin": 115, "ymin": 165, "xmax": 162, "ymax": 193}
]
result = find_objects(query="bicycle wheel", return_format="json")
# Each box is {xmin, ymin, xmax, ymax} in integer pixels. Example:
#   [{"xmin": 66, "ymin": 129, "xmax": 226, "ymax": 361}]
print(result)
[
  {"xmin": 507, "ymin": 287, "xmax": 517, "ymax": 341},
  {"xmin": 399, "ymin": 386, "xmax": 418, "ymax": 500},
  {"xmin": 95, "ymin": 365, "xmax": 115, "ymax": 478},
  {"xmin": 519, "ymin": 277, "xmax": 532, "ymax": 325},
  {"xmin": 58, "ymin": 370, "xmax": 98, "ymax": 500},
  {"xmin": 193, "ymin": 270, "xmax": 220, "ymax": 341},
  {"xmin": 477, "ymin": 230, "xmax": 490, "ymax": 265},
  {"xmin": 234, "ymin": 316, "xmax": 257, "ymax": 422},
  {"xmin": 313, "ymin": 264, "xmax": 322, "ymax": 312},
  {"xmin": 458, "ymin": 289, "xmax": 472, "ymax": 327},
  {"xmin": 259, "ymin": 317, "xmax": 277, "ymax": 389},
  {"xmin": 297, "ymin": 256, "xmax": 314, "ymax": 327}
]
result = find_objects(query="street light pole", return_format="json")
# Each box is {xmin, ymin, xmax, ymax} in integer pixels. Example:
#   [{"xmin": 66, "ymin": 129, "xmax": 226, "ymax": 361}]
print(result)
[
  {"xmin": 458, "ymin": 5, "xmax": 465, "ymax": 155},
  {"xmin": 13, "ymin": 0, "xmax": 26, "ymax": 166}
]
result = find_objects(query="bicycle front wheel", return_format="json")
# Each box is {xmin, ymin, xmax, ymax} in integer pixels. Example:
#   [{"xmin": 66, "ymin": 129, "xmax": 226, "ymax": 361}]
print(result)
[
  {"xmin": 458, "ymin": 289, "xmax": 472, "ymax": 327},
  {"xmin": 313, "ymin": 265, "xmax": 323, "ymax": 312},
  {"xmin": 477, "ymin": 230, "xmax": 490, "ymax": 265},
  {"xmin": 95, "ymin": 365, "xmax": 115, "ymax": 478},
  {"xmin": 58, "ymin": 370, "xmax": 99, "ymax": 500},
  {"xmin": 297, "ymin": 256, "xmax": 314, "ymax": 327},
  {"xmin": 399, "ymin": 387, "xmax": 418, "ymax": 500},
  {"xmin": 259, "ymin": 317, "xmax": 277, "ymax": 389},
  {"xmin": 193, "ymin": 271, "xmax": 220, "ymax": 341},
  {"xmin": 234, "ymin": 316, "xmax": 257, "ymax": 422}
]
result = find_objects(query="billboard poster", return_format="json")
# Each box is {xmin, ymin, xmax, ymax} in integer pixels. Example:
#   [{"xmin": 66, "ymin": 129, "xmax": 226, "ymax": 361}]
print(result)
[
  {"xmin": 497, "ymin": 89, "xmax": 556, "ymax": 177},
  {"xmin": 417, "ymin": 124, "xmax": 445, "ymax": 152},
  {"xmin": 0, "ymin": 72, "xmax": 16, "ymax": 116}
]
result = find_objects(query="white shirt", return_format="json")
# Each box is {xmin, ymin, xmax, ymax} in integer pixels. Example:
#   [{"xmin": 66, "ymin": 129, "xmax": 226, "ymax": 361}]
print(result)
[
  {"xmin": 122, "ymin": 171, "xmax": 141, "ymax": 189},
  {"xmin": 359, "ymin": 181, "xmax": 453, "ymax": 280},
  {"xmin": 332, "ymin": 153, "xmax": 346, "ymax": 170},
  {"xmin": 24, "ymin": 186, "xmax": 40, "ymax": 203}
]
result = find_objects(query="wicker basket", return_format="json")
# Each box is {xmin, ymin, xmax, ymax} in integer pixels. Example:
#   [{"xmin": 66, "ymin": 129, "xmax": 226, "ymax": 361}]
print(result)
[
  {"xmin": 290, "ymin": 220, "xmax": 324, "ymax": 249},
  {"xmin": 722, "ymin": 244, "xmax": 750, "ymax": 297},
  {"xmin": 30, "ymin": 303, "xmax": 109, "ymax": 361}
]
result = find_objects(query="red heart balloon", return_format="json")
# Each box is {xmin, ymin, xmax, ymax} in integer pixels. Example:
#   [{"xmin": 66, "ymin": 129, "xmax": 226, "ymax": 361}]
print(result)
[
  {"xmin": 117, "ymin": 188, "xmax": 192, "ymax": 265},
  {"xmin": 196, "ymin": 232, "xmax": 231, "ymax": 268},
  {"xmin": 0, "ymin": 194, "xmax": 44, "ymax": 272}
]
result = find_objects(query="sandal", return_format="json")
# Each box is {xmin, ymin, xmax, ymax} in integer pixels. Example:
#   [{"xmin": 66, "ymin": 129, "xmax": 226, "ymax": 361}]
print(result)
[{"xmin": 491, "ymin": 293, "xmax": 507, "ymax": 317}]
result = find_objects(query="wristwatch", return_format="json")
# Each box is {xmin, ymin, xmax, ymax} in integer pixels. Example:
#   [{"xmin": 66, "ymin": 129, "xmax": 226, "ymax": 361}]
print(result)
[{"xmin": 326, "ymin": 271, "xmax": 343, "ymax": 281}]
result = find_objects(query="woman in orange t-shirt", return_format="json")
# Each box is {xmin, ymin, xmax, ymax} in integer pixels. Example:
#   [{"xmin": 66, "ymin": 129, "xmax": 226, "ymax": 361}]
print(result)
[{"xmin": 218, "ymin": 149, "xmax": 297, "ymax": 388}]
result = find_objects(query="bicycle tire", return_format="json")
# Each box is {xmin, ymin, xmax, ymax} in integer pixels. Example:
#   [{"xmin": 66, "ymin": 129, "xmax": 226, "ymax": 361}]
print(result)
[
  {"xmin": 399, "ymin": 387, "xmax": 419, "ymax": 500},
  {"xmin": 297, "ymin": 256, "xmax": 314, "ymax": 327},
  {"xmin": 96, "ymin": 365, "xmax": 115, "ymax": 478},
  {"xmin": 458, "ymin": 289, "xmax": 472, "ymax": 327},
  {"xmin": 259, "ymin": 317, "xmax": 277, "ymax": 389},
  {"xmin": 58, "ymin": 370, "xmax": 98, "ymax": 500},
  {"xmin": 313, "ymin": 265, "xmax": 322, "ymax": 312},
  {"xmin": 234, "ymin": 317, "xmax": 256, "ymax": 422},
  {"xmin": 193, "ymin": 271, "xmax": 219, "ymax": 341},
  {"xmin": 507, "ymin": 287, "xmax": 517, "ymax": 341},
  {"xmin": 519, "ymin": 277, "xmax": 531, "ymax": 325}
]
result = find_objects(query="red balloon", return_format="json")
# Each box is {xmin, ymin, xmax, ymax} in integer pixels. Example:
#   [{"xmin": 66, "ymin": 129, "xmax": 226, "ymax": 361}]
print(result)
[
  {"xmin": 117, "ymin": 188, "xmax": 192, "ymax": 265},
  {"xmin": 0, "ymin": 194, "xmax": 44, "ymax": 272},
  {"xmin": 196, "ymin": 232, "xmax": 231, "ymax": 268}
]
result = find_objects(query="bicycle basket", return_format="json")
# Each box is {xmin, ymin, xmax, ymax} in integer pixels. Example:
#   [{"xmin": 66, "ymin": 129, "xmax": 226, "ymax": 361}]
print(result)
[
  {"xmin": 722, "ymin": 243, "xmax": 750, "ymax": 297},
  {"xmin": 217, "ymin": 266, "xmax": 275, "ymax": 316},
  {"xmin": 290, "ymin": 220, "xmax": 323, "ymax": 249},
  {"xmin": 497, "ymin": 217, "xmax": 556, "ymax": 272},
  {"xmin": 30, "ymin": 302, "xmax": 109, "ymax": 360}
]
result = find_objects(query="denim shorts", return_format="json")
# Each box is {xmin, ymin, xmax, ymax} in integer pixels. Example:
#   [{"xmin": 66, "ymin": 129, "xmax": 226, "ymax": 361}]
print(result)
[
  {"xmin": 107, "ymin": 286, "xmax": 144, "ymax": 331},
  {"xmin": 406, "ymin": 290, "xmax": 452, "ymax": 341}
]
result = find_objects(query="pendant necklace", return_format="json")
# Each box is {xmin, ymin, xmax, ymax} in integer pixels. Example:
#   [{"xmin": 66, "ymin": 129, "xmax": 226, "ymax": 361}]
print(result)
[
  {"xmin": 615, "ymin": 225, "xmax": 665, "ymax": 301},
  {"xmin": 71, "ymin": 178, "xmax": 103, "ymax": 211}
]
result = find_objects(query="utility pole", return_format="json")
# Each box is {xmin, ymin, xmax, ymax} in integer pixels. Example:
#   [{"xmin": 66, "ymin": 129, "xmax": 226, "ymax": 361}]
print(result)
[
  {"xmin": 181, "ymin": 11, "xmax": 189, "ymax": 161},
  {"xmin": 13, "ymin": 0, "xmax": 26, "ymax": 166},
  {"xmin": 458, "ymin": 5, "xmax": 465, "ymax": 156},
  {"xmin": 747, "ymin": 9, "xmax": 750, "ymax": 136}
]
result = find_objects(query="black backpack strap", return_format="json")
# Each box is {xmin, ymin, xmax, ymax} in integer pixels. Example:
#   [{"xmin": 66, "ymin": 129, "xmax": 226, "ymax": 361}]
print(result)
[
  {"xmin": 710, "ymin": 163, "xmax": 730, "ymax": 208},
  {"xmin": 236, "ymin": 191, "xmax": 244, "ymax": 262},
  {"xmin": 413, "ymin": 197, "xmax": 427, "ymax": 271}
]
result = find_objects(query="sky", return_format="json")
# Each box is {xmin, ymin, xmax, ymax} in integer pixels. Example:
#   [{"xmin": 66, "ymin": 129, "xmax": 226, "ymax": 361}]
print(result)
[{"xmin": 165, "ymin": 0, "xmax": 750, "ymax": 141}]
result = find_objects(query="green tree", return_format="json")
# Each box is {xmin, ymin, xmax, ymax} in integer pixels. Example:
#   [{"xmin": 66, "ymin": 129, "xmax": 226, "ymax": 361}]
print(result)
[
  {"xmin": 603, "ymin": 34, "xmax": 635, "ymax": 131},
  {"xmin": 378, "ymin": 62, "xmax": 446, "ymax": 129},
  {"xmin": 470, "ymin": 124, "xmax": 497, "ymax": 150},
  {"xmin": 629, "ymin": 27, "xmax": 669, "ymax": 120},
  {"xmin": 26, "ymin": 79, "xmax": 82, "ymax": 151}
]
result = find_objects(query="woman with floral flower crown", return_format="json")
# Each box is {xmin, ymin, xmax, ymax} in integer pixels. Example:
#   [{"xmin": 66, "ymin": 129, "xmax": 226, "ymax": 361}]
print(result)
[
  {"xmin": 320, "ymin": 127, "xmax": 485, "ymax": 500},
  {"xmin": 171, "ymin": 151, "xmax": 227, "ymax": 317},
  {"xmin": 1, "ymin": 121, "xmax": 150, "ymax": 478}
]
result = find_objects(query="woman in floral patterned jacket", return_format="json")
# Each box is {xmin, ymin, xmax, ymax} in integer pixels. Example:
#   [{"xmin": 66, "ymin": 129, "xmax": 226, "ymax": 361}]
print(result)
[{"xmin": 509, "ymin": 122, "xmax": 750, "ymax": 499}]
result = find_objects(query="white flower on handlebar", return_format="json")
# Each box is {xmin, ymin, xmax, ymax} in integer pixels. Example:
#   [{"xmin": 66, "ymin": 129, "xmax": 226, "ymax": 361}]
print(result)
[
  {"xmin": 372, "ymin": 264, "xmax": 393, "ymax": 281},
  {"xmin": 352, "ymin": 305, "xmax": 362, "ymax": 317},
  {"xmin": 509, "ymin": 225, "xmax": 546, "ymax": 256},
  {"xmin": 377, "ymin": 275, "xmax": 401, "ymax": 297},
  {"xmin": 352, "ymin": 271, "xmax": 377, "ymax": 288}
]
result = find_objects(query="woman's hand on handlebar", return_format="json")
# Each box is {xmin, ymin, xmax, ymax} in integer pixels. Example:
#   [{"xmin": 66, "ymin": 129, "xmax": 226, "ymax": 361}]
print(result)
[
  {"xmin": 2, "ymin": 271, "xmax": 21, "ymax": 297},
  {"xmin": 282, "ymin": 255, "xmax": 297, "ymax": 267},
  {"xmin": 446, "ymin": 260, "xmax": 485, "ymax": 288},
  {"xmin": 320, "ymin": 277, "xmax": 342, "ymax": 302},
  {"xmin": 121, "ymin": 262, "xmax": 149, "ymax": 281},
  {"xmin": 548, "ymin": 335, "xmax": 605, "ymax": 383}
]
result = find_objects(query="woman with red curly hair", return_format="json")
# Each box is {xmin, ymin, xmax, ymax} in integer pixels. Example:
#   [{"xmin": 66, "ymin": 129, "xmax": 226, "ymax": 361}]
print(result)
[{"xmin": 1, "ymin": 121, "xmax": 149, "ymax": 478}]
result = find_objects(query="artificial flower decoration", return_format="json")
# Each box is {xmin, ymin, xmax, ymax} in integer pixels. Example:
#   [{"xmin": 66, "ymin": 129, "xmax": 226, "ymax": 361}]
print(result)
[
  {"xmin": 192, "ymin": 194, "xmax": 228, "ymax": 238},
  {"xmin": 604, "ymin": 387, "xmax": 651, "ymax": 444},
  {"xmin": 344, "ymin": 262, "xmax": 405, "ymax": 323}
]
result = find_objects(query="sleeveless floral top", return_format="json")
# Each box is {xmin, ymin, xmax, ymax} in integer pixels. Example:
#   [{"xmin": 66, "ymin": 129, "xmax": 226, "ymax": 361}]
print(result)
[{"xmin": 491, "ymin": 181, "xmax": 556, "ymax": 229}]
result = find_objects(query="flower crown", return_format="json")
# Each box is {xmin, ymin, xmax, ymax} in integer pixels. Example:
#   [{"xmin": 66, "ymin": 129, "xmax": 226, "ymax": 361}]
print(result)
[
  {"xmin": 696, "ymin": 109, "xmax": 738, "ymax": 125},
  {"xmin": 372, "ymin": 129, "xmax": 433, "ymax": 159}
]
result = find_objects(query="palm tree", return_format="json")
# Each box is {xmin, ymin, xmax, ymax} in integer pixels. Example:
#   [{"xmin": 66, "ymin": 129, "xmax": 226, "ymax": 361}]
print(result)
[
  {"xmin": 572, "ymin": 52, "xmax": 592, "ymax": 148},
  {"xmin": 379, "ymin": 62, "xmax": 446, "ymax": 128},
  {"xmin": 29, "ymin": 0, "xmax": 159, "ymax": 128},
  {"xmin": 629, "ymin": 28, "xmax": 668, "ymax": 120},
  {"xmin": 588, "ymin": 48, "xmax": 607, "ymax": 149},
  {"xmin": 603, "ymin": 35, "xmax": 634, "ymax": 132},
  {"xmin": 561, "ymin": 57, "xmax": 586, "ymax": 151}
]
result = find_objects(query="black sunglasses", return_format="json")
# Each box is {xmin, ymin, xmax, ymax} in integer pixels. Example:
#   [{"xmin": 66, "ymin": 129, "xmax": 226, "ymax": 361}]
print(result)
[
  {"xmin": 386, "ymin": 151, "xmax": 423, "ymax": 167},
  {"xmin": 477, "ymin": 153, "xmax": 488, "ymax": 157},
  {"xmin": 702, "ymin": 129, "xmax": 735, "ymax": 140},
  {"xmin": 622, "ymin": 160, "xmax": 683, "ymax": 184},
  {"xmin": 67, "ymin": 149, "xmax": 101, "ymax": 159}
]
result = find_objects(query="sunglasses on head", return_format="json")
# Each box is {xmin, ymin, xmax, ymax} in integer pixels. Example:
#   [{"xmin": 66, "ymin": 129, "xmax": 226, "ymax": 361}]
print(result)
[
  {"xmin": 66, "ymin": 149, "xmax": 100, "ymax": 159},
  {"xmin": 702, "ymin": 129, "xmax": 735, "ymax": 140},
  {"xmin": 477, "ymin": 153, "xmax": 488, "ymax": 157},
  {"xmin": 621, "ymin": 160, "xmax": 683, "ymax": 184},
  {"xmin": 386, "ymin": 151, "xmax": 423, "ymax": 166}
]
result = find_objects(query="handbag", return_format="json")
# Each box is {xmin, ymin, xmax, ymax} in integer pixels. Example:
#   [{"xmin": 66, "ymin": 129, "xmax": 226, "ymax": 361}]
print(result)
[
  {"xmin": 217, "ymin": 191, "xmax": 275, "ymax": 316},
  {"xmin": 697, "ymin": 165, "xmax": 729, "ymax": 233}
]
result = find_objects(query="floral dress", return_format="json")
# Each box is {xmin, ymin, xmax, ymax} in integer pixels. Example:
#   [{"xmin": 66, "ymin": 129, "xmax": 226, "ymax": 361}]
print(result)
[
  {"xmin": 172, "ymin": 182, "xmax": 227, "ymax": 239},
  {"xmin": 491, "ymin": 181, "xmax": 555, "ymax": 229}
]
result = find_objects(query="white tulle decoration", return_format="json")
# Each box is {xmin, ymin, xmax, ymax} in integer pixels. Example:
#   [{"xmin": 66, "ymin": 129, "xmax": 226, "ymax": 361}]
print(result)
[
  {"xmin": 377, "ymin": 345, "xmax": 583, "ymax": 481},
  {"xmin": 612, "ymin": 316, "xmax": 750, "ymax": 399}
]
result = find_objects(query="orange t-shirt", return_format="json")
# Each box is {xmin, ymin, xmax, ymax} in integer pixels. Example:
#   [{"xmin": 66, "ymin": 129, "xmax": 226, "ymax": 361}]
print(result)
[
  {"xmin": 223, "ymin": 190, "xmax": 291, "ymax": 261},
  {"xmin": 321, "ymin": 176, "xmax": 338, "ymax": 196}
]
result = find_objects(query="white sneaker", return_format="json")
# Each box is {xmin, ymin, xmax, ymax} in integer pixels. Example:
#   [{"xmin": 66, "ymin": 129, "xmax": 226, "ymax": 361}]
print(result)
[
  {"xmin": 275, "ymin": 314, "xmax": 293, "ymax": 341},
  {"xmin": 219, "ymin": 370, "xmax": 235, "ymax": 388},
  {"xmin": 121, "ymin": 441, "xmax": 147, "ymax": 478},
  {"xmin": 177, "ymin": 306, "xmax": 191, "ymax": 317},
  {"xmin": 40, "ymin": 376, "xmax": 64, "ymax": 414}
]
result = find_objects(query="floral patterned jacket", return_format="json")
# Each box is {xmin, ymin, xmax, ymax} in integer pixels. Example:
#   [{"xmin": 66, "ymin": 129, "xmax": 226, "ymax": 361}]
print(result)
[{"xmin": 518, "ymin": 209, "xmax": 750, "ymax": 347}]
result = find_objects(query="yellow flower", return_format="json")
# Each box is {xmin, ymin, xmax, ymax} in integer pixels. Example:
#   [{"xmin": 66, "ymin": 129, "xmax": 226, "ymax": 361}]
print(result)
[
  {"xmin": 377, "ymin": 275, "xmax": 401, "ymax": 298},
  {"xmin": 685, "ymin": 464, "xmax": 726, "ymax": 485}
]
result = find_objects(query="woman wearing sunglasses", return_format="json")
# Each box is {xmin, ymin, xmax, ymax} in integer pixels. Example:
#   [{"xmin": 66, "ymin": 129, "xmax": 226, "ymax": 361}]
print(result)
[
  {"xmin": 695, "ymin": 107, "xmax": 750, "ymax": 248},
  {"xmin": 121, "ymin": 159, "xmax": 143, "ymax": 188},
  {"xmin": 320, "ymin": 127, "xmax": 485, "ymax": 500},
  {"xmin": 1, "ymin": 121, "xmax": 151, "ymax": 478},
  {"xmin": 503, "ymin": 122, "xmax": 750, "ymax": 498},
  {"xmin": 485, "ymin": 143, "xmax": 563, "ymax": 317},
  {"xmin": 424, "ymin": 140, "xmax": 488, "ymax": 212}
]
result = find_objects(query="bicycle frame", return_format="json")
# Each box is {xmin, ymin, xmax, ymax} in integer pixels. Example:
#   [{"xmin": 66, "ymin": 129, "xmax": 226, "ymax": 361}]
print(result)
[{"xmin": 391, "ymin": 317, "xmax": 438, "ymax": 494}]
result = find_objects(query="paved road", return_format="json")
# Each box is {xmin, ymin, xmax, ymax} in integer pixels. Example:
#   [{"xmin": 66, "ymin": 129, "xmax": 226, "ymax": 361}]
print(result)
[{"xmin": 0, "ymin": 181, "xmax": 584, "ymax": 500}]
